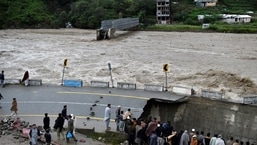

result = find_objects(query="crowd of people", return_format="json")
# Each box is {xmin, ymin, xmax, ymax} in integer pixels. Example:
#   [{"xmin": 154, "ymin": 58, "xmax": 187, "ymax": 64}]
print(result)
[
  {"xmin": 27, "ymin": 105, "xmax": 77, "ymax": 145},
  {"xmin": 6, "ymin": 100, "xmax": 77, "ymax": 145},
  {"xmin": 2, "ymin": 93, "xmax": 255, "ymax": 145},
  {"xmin": 106, "ymin": 104, "xmax": 255, "ymax": 145}
]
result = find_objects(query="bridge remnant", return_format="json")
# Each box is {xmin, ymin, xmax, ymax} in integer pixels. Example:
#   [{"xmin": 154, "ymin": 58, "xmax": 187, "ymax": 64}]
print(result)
[{"xmin": 96, "ymin": 18, "xmax": 139, "ymax": 40}]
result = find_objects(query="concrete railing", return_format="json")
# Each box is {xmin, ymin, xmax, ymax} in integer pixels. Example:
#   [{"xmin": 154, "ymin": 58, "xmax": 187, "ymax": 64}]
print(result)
[
  {"xmin": 4, "ymin": 79, "xmax": 42, "ymax": 86},
  {"xmin": 172, "ymin": 86, "xmax": 192, "ymax": 95},
  {"xmin": 201, "ymin": 90, "xmax": 222, "ymax": 99},
  {"xmin": 90, "ymin": 81, "xmax": 109, "ymax": 88},
  {"xmin": 29, "ymin": 79, "xmax": 42, "ymax": 86},
  {"xmin": 144, "ymin": 84, "xmax": 164, "ymax": 92},
  {"xmin": 4, "ymin": 79, "xmax": 21, "ymax": 84},
  {"xmin": 117, "ymin": 82, "xmax": 136, "ymax": 89},
  {"xmin": 242, "ymin": 95, "xmax": 257, "ymax": 104},
  {"xmin": 63, "ymin": 80, "xmax": 83, "ymax": 87}
]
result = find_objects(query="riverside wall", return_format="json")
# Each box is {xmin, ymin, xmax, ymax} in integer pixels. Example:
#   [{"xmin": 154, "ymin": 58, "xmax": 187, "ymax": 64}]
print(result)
[{"xmin": 145, "ymin": 97, "xmax": 257, "ymax": 143}]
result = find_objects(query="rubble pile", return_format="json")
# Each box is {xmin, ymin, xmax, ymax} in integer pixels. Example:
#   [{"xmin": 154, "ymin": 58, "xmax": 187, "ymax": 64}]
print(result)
[{"xmin": 0, "ymin": 117, "xmax": 48, "ymax": 144}]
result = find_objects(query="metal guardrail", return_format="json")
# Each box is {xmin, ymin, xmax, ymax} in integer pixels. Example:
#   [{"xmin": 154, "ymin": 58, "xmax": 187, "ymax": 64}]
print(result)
[{"xmin": 101, "ymin": 18, "xmax": 139, "ymax": 31}]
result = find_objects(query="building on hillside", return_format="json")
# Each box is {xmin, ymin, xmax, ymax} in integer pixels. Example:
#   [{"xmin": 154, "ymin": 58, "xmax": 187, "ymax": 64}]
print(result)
[
  {"xmin": 197, "ymin": 14, "xmax": 252, "ymax": 24},
  {"xmin": 195, "ymin": 0, "xmax": 218, "ymax": 7},
  {"xmin": 220, "ymin": 14, "xmax": 252, "ymax": 23},
  {"xmin": 156, "ymin": 0, "xmax": 170, "ymax": 24}
]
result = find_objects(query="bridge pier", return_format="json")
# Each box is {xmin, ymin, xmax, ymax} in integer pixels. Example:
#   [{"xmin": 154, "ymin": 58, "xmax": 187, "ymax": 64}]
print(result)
[
  {"xmin": 96, "ymin": 28, "xmax": 116, "ymax": 40},
  {"xmin": 96, "ymin": 29, "xmax": 108, "ymax": 40},
  {"xmin": 108, "ymin": 28, "xmax": 116, "ymax": 39}
]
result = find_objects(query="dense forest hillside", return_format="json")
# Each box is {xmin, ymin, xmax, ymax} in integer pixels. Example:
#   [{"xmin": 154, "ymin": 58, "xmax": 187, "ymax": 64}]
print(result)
[{"xmin": 0, "ymin": 0, "xmax": 256, "ymax": 29}]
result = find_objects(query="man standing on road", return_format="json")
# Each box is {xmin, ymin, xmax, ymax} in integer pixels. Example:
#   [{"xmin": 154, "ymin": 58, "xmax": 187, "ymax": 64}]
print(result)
[
  {"xmin": 66, "ymin": 114, "xmax": 77, "ymax": 143},
  {"xmin": 104, "ymin": 104, "xmax": 111, "ymax": 131},
  {"xmin": 54, "ymin": 113, "xmax": 65, "ymax": 140},
  {"xmin": 0, "ymin": 70, "xmax": 4, "ymax": 88},
  {"xmin": 0, "ymin": 93, "xmax": 4, "ymax": 108},
  {"xmin": 43, "ymin": 113, "xmax": 50, "ymax": 131},
  {"xmin": 62, "ymin": 105, "xmax": 68, "ymax": 120},
  {"xmin": 10, "ymin": 98, "xmax": 18, "ymax": 118},
  {"xmin": 115, "ymin": 105, "xmax": 121, "ymax": 131}
]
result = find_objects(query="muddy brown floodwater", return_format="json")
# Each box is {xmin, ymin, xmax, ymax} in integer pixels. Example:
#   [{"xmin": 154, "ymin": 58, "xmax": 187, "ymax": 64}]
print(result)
[{"xmin": 1, "ymin": 29, "xmax": 257, "ymax": 102}]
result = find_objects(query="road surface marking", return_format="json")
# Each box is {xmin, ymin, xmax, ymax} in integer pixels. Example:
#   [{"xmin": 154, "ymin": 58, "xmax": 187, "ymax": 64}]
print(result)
[{"xmin": 0, "ymin": 114, "xmax": 115, "ymax": 121}]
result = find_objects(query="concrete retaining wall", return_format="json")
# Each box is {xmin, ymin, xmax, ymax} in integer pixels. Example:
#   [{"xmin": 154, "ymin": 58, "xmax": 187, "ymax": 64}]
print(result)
[
  {"xmin": 144, "ymin": 84, "xmax": 164, "ymax": 92},
  {"xmin": 90, "ymin": 81, "xmax": 109, "ymax": 88},
  {"xmin": 147, "ymin": 97, "xmax": 257, "ymax": 143},
  {"xmin": 117, "ymin": 82, "xmax": 136, "ymax": 89}
]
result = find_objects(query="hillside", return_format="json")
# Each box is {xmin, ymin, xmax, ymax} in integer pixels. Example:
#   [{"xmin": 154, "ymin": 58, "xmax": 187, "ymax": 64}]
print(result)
[{"xmin": 0, "ymin": 0, "xmax": 256, "ymax": 29}]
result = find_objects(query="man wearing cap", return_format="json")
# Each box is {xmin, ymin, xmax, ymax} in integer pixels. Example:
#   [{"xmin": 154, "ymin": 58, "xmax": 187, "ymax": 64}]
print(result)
[
  {"xmin": 190, "ymin": 128, "xmax": 196, "ymax": 139},
  {"xmin": 66, "ymin": 115, "xmax": 77, "ymax": 143}
]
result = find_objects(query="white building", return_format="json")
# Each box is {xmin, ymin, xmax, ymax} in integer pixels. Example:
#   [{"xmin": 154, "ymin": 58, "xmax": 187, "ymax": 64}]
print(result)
[
  {"xmin": 156, "ymin": 0, "xmax": 170, "ymax": 24},
  {"xmin": 220, "ymin": 14, "xmax": 252, "ymax": 23},
  {"xmin": 195, "ymin": 0, "xmax": 218, "ymax": 7}
]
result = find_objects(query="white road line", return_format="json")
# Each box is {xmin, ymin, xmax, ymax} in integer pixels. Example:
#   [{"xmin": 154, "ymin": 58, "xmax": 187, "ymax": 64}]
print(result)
[{"xmin": 1, "ymin": 101, "xmax": 143, "ymax": 111}]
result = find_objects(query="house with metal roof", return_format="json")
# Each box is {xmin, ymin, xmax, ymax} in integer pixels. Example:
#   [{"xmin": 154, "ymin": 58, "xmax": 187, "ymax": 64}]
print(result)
[{"xmin": 220, "ymin": 14, "xmax": 252, "ymax": 23}]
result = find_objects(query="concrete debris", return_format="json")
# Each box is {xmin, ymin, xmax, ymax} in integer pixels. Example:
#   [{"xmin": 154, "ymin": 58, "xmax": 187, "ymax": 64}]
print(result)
[
  {"xmin": 79, "ymin": 139, "xmax": 86, "ymax": 142},
  {"xmin": 0, "ymin": 117, "xmax": 46, "ymax": 144}
]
